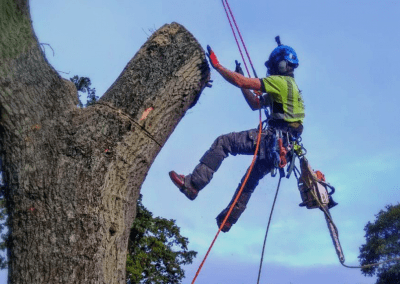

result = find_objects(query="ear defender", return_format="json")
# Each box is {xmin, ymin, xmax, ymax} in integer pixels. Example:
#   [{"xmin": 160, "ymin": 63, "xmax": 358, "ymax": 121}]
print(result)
[{"xmin": 278, "ymin": 60, "xmax": 288, "ymax": 74}]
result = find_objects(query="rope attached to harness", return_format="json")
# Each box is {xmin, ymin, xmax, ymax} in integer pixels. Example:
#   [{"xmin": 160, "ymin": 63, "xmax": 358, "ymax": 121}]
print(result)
[
  {"xmin": 191, "ymin": 1, "xmax": 263, "ymax": 283},
  {"xmin": 191, "ymin": 113, "xmax": 263, "ymax": 284},
  {"xmin": 257, "ymin": 168, "xmax": 284, "ymax": 284}
]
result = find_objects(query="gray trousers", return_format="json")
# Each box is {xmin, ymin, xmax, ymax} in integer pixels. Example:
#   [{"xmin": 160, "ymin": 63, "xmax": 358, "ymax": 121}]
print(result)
[{"xmin": 186, "ymin": 129, "xmax": 274, "ymax": 227}]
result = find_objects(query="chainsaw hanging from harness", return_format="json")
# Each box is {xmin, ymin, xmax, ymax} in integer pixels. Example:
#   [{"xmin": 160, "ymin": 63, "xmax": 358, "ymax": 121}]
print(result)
[
  {"xmin": 260, "ymin": 113, "xmax": 338, "ymax": 210},
  {"xmin": 264, "ymin": 129, "xmax": 339, "ymax": 210},
  {"xmin": 294, "ymin": 156, "xmax": 339, "ymax": 210},
  {"xmin": 262, "ymin": 128, "xmax": 343, "ymax": 264}
]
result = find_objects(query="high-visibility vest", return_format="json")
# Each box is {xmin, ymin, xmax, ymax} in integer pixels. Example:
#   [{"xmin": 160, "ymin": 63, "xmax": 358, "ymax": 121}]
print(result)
[{"xmin": 261, "ymin": 76, "xmax": 305, "ymax": 123}]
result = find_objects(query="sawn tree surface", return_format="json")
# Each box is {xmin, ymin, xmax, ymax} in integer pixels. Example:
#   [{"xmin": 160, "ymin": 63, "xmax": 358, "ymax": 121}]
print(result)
[{"xmin": 0, "ymin": 0, "xmax": 210, "ymax": 283}]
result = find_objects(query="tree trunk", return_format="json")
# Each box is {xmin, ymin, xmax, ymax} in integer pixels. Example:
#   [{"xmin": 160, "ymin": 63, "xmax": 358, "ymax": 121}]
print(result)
[{"xmin": 0, "ymin": 1, "xmax": 210, "ymax": 283}]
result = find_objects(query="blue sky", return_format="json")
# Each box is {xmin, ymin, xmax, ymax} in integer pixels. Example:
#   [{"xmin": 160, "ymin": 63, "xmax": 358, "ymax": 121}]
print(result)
[{"xmin": 2, "ymin": 0, "xmax": 400, "ymax": 283}]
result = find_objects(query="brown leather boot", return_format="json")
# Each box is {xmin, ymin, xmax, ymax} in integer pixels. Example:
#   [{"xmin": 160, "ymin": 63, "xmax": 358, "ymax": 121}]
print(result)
[{"xmin": 169, "ymin": 171, "xmax": 198, "ymax": 200}]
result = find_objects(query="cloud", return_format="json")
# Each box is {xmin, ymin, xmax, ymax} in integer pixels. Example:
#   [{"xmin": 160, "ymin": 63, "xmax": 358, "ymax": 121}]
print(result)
[{"xmin": 183, "ymin": 256, "xmax": 376, "ymax": 284}]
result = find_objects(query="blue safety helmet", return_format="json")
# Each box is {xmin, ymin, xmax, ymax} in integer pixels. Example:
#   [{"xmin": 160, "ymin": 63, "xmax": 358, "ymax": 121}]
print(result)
[{"xmin": 265, "ymin": 36, "xmax": 299, "ymax": 74}]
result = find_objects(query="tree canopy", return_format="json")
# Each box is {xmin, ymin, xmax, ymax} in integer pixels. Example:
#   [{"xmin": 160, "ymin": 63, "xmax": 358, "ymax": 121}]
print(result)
[
  {"xmin": 359, "ymin": 203, "xmax": 400, "ymax": 283},
  {"xmin": 126, "ymin": 195, "xmax": 197, "ymax": 283}
]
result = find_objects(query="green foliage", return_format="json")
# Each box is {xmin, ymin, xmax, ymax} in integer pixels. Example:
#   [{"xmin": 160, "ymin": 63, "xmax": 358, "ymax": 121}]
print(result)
[
  {"xmin": 126, "ymin": 195, "xmax": 197, "ymax": 284},
  {"xmin": 70, "ymin": 75, "xmax": 99, "ymax": 107},
  {"xmin": 359, "ymin": 204, "xmax": 400, "ymax": 283}
]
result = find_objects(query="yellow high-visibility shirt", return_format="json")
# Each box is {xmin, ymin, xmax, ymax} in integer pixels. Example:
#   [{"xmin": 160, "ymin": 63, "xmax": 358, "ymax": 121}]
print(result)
[{"xmin": 261, "ymin": 75, "xmax": 305, "ymax": 123}]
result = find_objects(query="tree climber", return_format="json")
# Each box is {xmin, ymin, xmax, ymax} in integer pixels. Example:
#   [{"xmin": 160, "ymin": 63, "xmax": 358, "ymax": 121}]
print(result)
[{"xmin": 169, "ymin": 37, "xmax": 305, "ymax": 232}]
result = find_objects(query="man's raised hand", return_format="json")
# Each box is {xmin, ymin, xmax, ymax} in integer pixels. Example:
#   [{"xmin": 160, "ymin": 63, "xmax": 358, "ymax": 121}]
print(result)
[{"xmin": 206, "ymin": 45, "xmax": 221, "ymax": 69}]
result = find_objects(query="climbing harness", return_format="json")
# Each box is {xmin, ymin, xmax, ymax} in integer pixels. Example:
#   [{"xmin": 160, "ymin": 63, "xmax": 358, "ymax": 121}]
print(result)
[{"xmin": 277, "ymin": 133, "xmax": 288, "ymax": 168}]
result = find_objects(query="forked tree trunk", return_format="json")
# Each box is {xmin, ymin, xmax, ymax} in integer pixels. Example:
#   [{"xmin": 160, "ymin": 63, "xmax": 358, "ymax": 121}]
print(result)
[{"xmin": 0, "ymin": 0, "xmax": 210, "ymax": 283}]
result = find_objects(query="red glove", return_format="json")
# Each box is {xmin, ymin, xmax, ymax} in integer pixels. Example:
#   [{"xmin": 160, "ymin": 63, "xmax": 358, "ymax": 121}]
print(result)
[{"xmin": 206, "ymin": 45, "xmax": 221, "ymax": 69}]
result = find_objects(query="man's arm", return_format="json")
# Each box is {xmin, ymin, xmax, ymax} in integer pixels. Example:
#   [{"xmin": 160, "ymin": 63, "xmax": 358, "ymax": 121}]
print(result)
[
  {"xmin": 207, "ymin": 46, "xmax": 263, "ymax": 92},
  {"xmin": 232, "ymin": 60, "xmax": 262, "ymax": 111},
  {"xmin": 216, "ymin": 65, "xmax": 263, "ymax": 91},
  {"xmin": 241, "ymin": 88, "xmax": 261, "ymax": 110}
]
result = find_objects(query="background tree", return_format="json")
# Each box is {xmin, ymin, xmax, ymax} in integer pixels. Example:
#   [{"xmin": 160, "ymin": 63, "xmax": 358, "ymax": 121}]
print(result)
[
  {"xmin": 0, "ymin": 0, "xmax": 210, "ymax": 282},
  {"xmin": 126, "ymin": 195, "xmax": 197, "ymax": 283},
  {"xmin": 70, "ymin": 75, "xmax": 99, "ymax": 107},
  {"xmin": 359, "ymin": 204, "xmax": 400, "ymax": 283}
]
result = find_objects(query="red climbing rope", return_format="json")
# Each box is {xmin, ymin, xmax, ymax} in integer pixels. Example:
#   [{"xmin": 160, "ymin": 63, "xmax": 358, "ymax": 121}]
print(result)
[
  {"xmin": 191, "ymin": 1, "xmax": 263, "ymax": 283},
  {"xmin": 191, "ymin": 112, "xmax": 263, "ymax": 284},
  {"xmin": 221, "ymin": 0, "xmax": 251, "ymax": 77},
  {"xmin": 222, "ymin": 0, "xmax": 258, "ymax": 78}
]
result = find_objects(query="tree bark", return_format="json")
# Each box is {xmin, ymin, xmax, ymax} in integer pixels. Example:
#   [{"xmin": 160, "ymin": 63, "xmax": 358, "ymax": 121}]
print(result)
[{"xmin": 0, "ymin": 0, "xmax": 210, "ymax": 283}]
